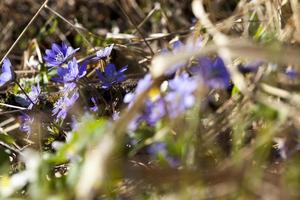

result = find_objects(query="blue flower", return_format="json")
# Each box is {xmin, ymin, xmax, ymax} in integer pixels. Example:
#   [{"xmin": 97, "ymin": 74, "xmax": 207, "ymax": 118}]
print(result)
[
  {"xmin": 96, "ymin": 63, "xmax": 127, "ymax": 89},
  {"xmin": 44, "ymin": 43, "xmax": 79, "ymax": 67},
  {"xmin": 19, "ymin": 113, "xmax": 33, "ymax": 134},
  {"xmin": 16, "ymin": 84, "xmax": 41, "ymax": 109},
  {"xmin": 238, "ymin": 61, "xmax": 263, "ymax": 74},
  {"xmin": 95, "ymin": 44, "xmax": 114, "ymax": 59},
  {"xmin": 124, "ymin": 74, "xmax": 152, "ymax": 105},
  {"xmin": 52, "ymin": 92, "xmax": 79, "ymax": 121},
  {"xmin": 89, "ymin": 97, "xmax": 98, "ymax": 112},
  {"xmin": 190, "ymin": 56, "xmax": 230, "ymax": 89},
  {"xmin": 143, "ymin": 99, "xmax": 166, "ymax": 126},
  {"xmin": 0, "ymin": 58, "xmax": 14, "ymax": 87},
  {"xmin": 53, "ymin": 58, "xmax": 86, "ymax": 83},
  {"xmin": 286, "ymin": 67, "xmax": 298, "ymax": 78},
  {"xmin": 124, "ymin": 74, "xmax": 165, "ymax": 129},
  {"xmin": 165, "ymin": 73, "xmax": 197, "ymax": 117}
]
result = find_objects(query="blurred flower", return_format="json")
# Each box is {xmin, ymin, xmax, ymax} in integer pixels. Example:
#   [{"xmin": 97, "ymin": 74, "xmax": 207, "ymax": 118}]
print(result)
[
  {"xmin": 96, "ymin": 44, "xmax": 114, "ymax": 59},
  {"xmin": 44, "ymin": 43, "xmax": 79, "ymax": 67},
  {"xmin": 238, "ymin": 61, "xmax": 263, "ymax": 74},
  {"xmin": 16, "ymin": 84, "xmax": 41, "ymax": 109},
  {"xmin": 161, "ymin": 38, "xmax": 202, "ymax": 75},
  {"xmin": 148, "ymin": 142, "xmax": 167, "ymax": 156},
  {"xmin": 124, "ymin": 74, "xmax": 152, "ymax": 105},
  {"xmin": 112, "ymin": 111, "xmax": 120, "ymax": 121},
  {"xmin": 0, "ymin": 58, "xmax": 14, "ymax": 87},
  {"xmin": 90, "ymin": 97, "xmax": 98, "ymax": 112},
  {"xmin": 148, "ymin": 142, "xmax": 180, "ymax": 168},
  {"xmin": 165, "ymin": 73, "xmax": 197, "ymax": 117},
  {"xmin": 285, "ymin": 67, "xmax": 298, "ymax": 78},
  {"xmin": 53, "ymin": 58, "xmax": 86, "ymax": 83},
  {"xmin": 52, "ymin": 92, "xmax": 79, "ymax": 121},
  {"xmin": 19, "ymin": 113, "xmax": 33, "ymax": 134},
  {"xmin": 143, "ymin": 99, "xmax": 166, "ymax": 126},
  {"xmin": 61, "ymin": 82, "xmax": 77, "ymax": 94},
  {"xmin": 190, "ymin": 56, "xmax": 230, "ymax": 89},
  {"xmin": 96, "ymin": 63, "xmax": 127, "ymax": 89}
]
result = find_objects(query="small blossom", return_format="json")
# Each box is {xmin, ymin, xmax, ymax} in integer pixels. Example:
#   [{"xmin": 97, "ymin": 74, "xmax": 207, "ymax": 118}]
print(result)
[
  {"xmin": 190, "ymin": 56, "xmax": 230, "ymax": 89},
  {"xmin": 124, "ymin": 74, "xmax": 152, "ymax": 104},
  {"xmin": 285, "ymin": 67, "xmax": 298, "ymax": 78},
  {"xmin": 0, "ymin": 58, "xmax": 14, "ymax": 87},
  {"xmin": 19, "ymin": 113, "xmax": 33, "ymax": 134},
  {"xmin": 44, "ymin": 43, "xmax": 79, "ymax": 67},
  {"xmin": 16, "ymin": 84, "xmax": 41, "ymax": 109},
  {"xmin": 90, "ymin": 97, "xmax": 98, "ymax": 112},
  {"xmin": 96, "ymin": 63, "xmax": 127, "ymax": 89},
  {"xmin": 143, "ymin": 99, "xmax": 166, "ymax": 126},
  {"xmin": 53, "ymin": 58, "xmax": 86, "ymax": 83},
  {"xmin": 96, "ymin": 44, "xmax": 114, "ymax": 59},
  {"xmin": 238, "ymin": 61, "xmax": 263, "ymax": 74},
  {"xmin": 165, "ymin": 73, "xmax": 197, "ymax": 117},
  {"xmin": 148, "ymin": 142, "xmax": 168, "ymax": 156},
  {"xmin": 52, "ymin": 92, "xmax": 79, "ymax": 121}
]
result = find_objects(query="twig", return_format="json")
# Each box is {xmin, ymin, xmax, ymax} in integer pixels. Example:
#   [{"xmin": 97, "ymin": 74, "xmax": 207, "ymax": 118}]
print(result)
[
  {"xmin": 0, "ymin": 0, "xmax": 49, "ymax": 65},
  {"xmin": 0, "ymin": 103, "xmax": 27, "ymax": 110},
  {"xmin": 115, "ymin": 0, "xmax": 155, "ymax": 56},
  {"xmin": 14, "ymin": 81, "xmax": 35, "ymax": 106},
  {"xmin": 44, "ymin": 5, "xmax": 94, "ymax": 49}
]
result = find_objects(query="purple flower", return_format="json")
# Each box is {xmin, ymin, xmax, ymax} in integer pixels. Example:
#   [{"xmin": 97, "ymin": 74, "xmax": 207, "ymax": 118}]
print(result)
[
  {"xmin": 96, "ymin": 63, "xmax": 127, "ymax": 89},
  {"xmin": 53, "ymin": 58, "xmax": 86, "ymax": 83},
  {"xmin": 238, "ymin": 61, "xmax": 263, "ymax": 74},
  {"xmin": 96, "ymin": 44, "xmax": 114, "ymax": 59},
  {"xmin": 19, "ymin": 113, "xmax": 33, "ymax": 134},
  {"xmin": 44, "ymin": 43, "xmax": 79, "ymax": 67},
  {"xmin": 90, "ymin": 97, "xmax": 98, "ymax": 112},
  {"xmin": 124, "ymin": 74, "xmax": 152, "ymax": 104},
  {"xmin": 148, "ymin": 142, "xmax": 168, "ymax": 156},
  {"xmin": 0, "ymin": 58, "xmax": 14, "ymax": 87},
  {"xmin": 165, "ymin": 73, "xmax": 197, "ymax": 117},
  {"xmin": 286, "ymin": 67, "xmax": 298, "ymax": 78},
  {"xmin": 143, "ymin": 99, "xmax": 166, "ymax": 126},
  {"xmin": 190, "ymin": 56, "xmax": 230, "ymax": 89},
  {"xmin": 52, "ymin": 92, "xmax": 79, "ymax": 121},
  {"xmin": 124, "ymin": 74, "xmax": 165, "ymax": 129},
  {"xmin": 16, "ymin": 84, "xmax": 41, "ymax": 109}
]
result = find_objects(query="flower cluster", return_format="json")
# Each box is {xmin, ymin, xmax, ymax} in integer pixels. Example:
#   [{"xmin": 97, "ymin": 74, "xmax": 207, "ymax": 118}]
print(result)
[
  {"xmin": 124, "ymin": 73, "xmax": 198, "ymax": 130},
  {"xmin": 44, "ymin": 42, "xmax": 124, "ymax": 121}
]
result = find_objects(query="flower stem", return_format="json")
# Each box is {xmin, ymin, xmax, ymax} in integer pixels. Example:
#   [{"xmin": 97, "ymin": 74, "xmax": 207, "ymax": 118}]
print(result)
[{"xmin": 14, "ymin": 81, "xmax": 35, "ymax": 106}]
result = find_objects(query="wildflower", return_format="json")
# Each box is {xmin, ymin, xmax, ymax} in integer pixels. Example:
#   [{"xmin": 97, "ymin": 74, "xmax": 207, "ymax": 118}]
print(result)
[
  {"xmin": 143, "ymin": 99, "xmax": 166, "ymax": 126},
  {"xmin": 238, "ymin": 61, "xmax": 263, "ymax": 74},
  {"xmin": 285, "ymin": 67, "xmax": 298, "ymax": 78},
  {"xmin": 44, "ymin": 43, "xmax": 79, "ymax": 67},
  {"xmin": 124, "ymin": 74, "xmax": 152, "ymax": 105},
  {"xmin": 148, "ymin": 142, "xmax": 180, "ymax": 168},
  {"xmin": 52, "ymin": 92, "xmax": 79, "ymax": 121},
  {"xmin": 148, "ymin": 142, "xmax": 168, "ymax": 156},
  {"xmin": 16, "ymin": 84, "xmax": 41, "ymax": 109},
  {"xmin": 124, "ymin": 74, "xmax": 165, "ymax": 128},
  {"xmin": 165, "ymin": 73, "xmax": 197, "ymax": 117},
  {"xmin": 96, "ymin": 63, "xmax": 127, "ymax": 89},
  {"xmin": 19, "ymin": 113, "xmax": 33, "ymax": 134},
  {"xmin": 190, "ymin": 56, "xmax": 230, "ymax": 89},
  {"xmin": 90, "ymin": 97, "xmax": 98, "ymax": 112},
  {"xmin": 96, "ymin": 44, "xmax": 114, "ymax": 59},
  {"xmin": 160, "ymin": 38, "xmax": 202, "ymax": 75},
  {"xmin": 61, "ymin": 82, "xmax": 77, "ymax": 94},
  {"xmin": 0, "ymin": 58, "xmax": 14, "ymax": 87},
  {"xmin": 53, "ymin": 58, "xmax": 86, "ymax": 83},
  {"xmin": 112, "ymin": 111, "xmax": 120, "ymax": 121}
]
